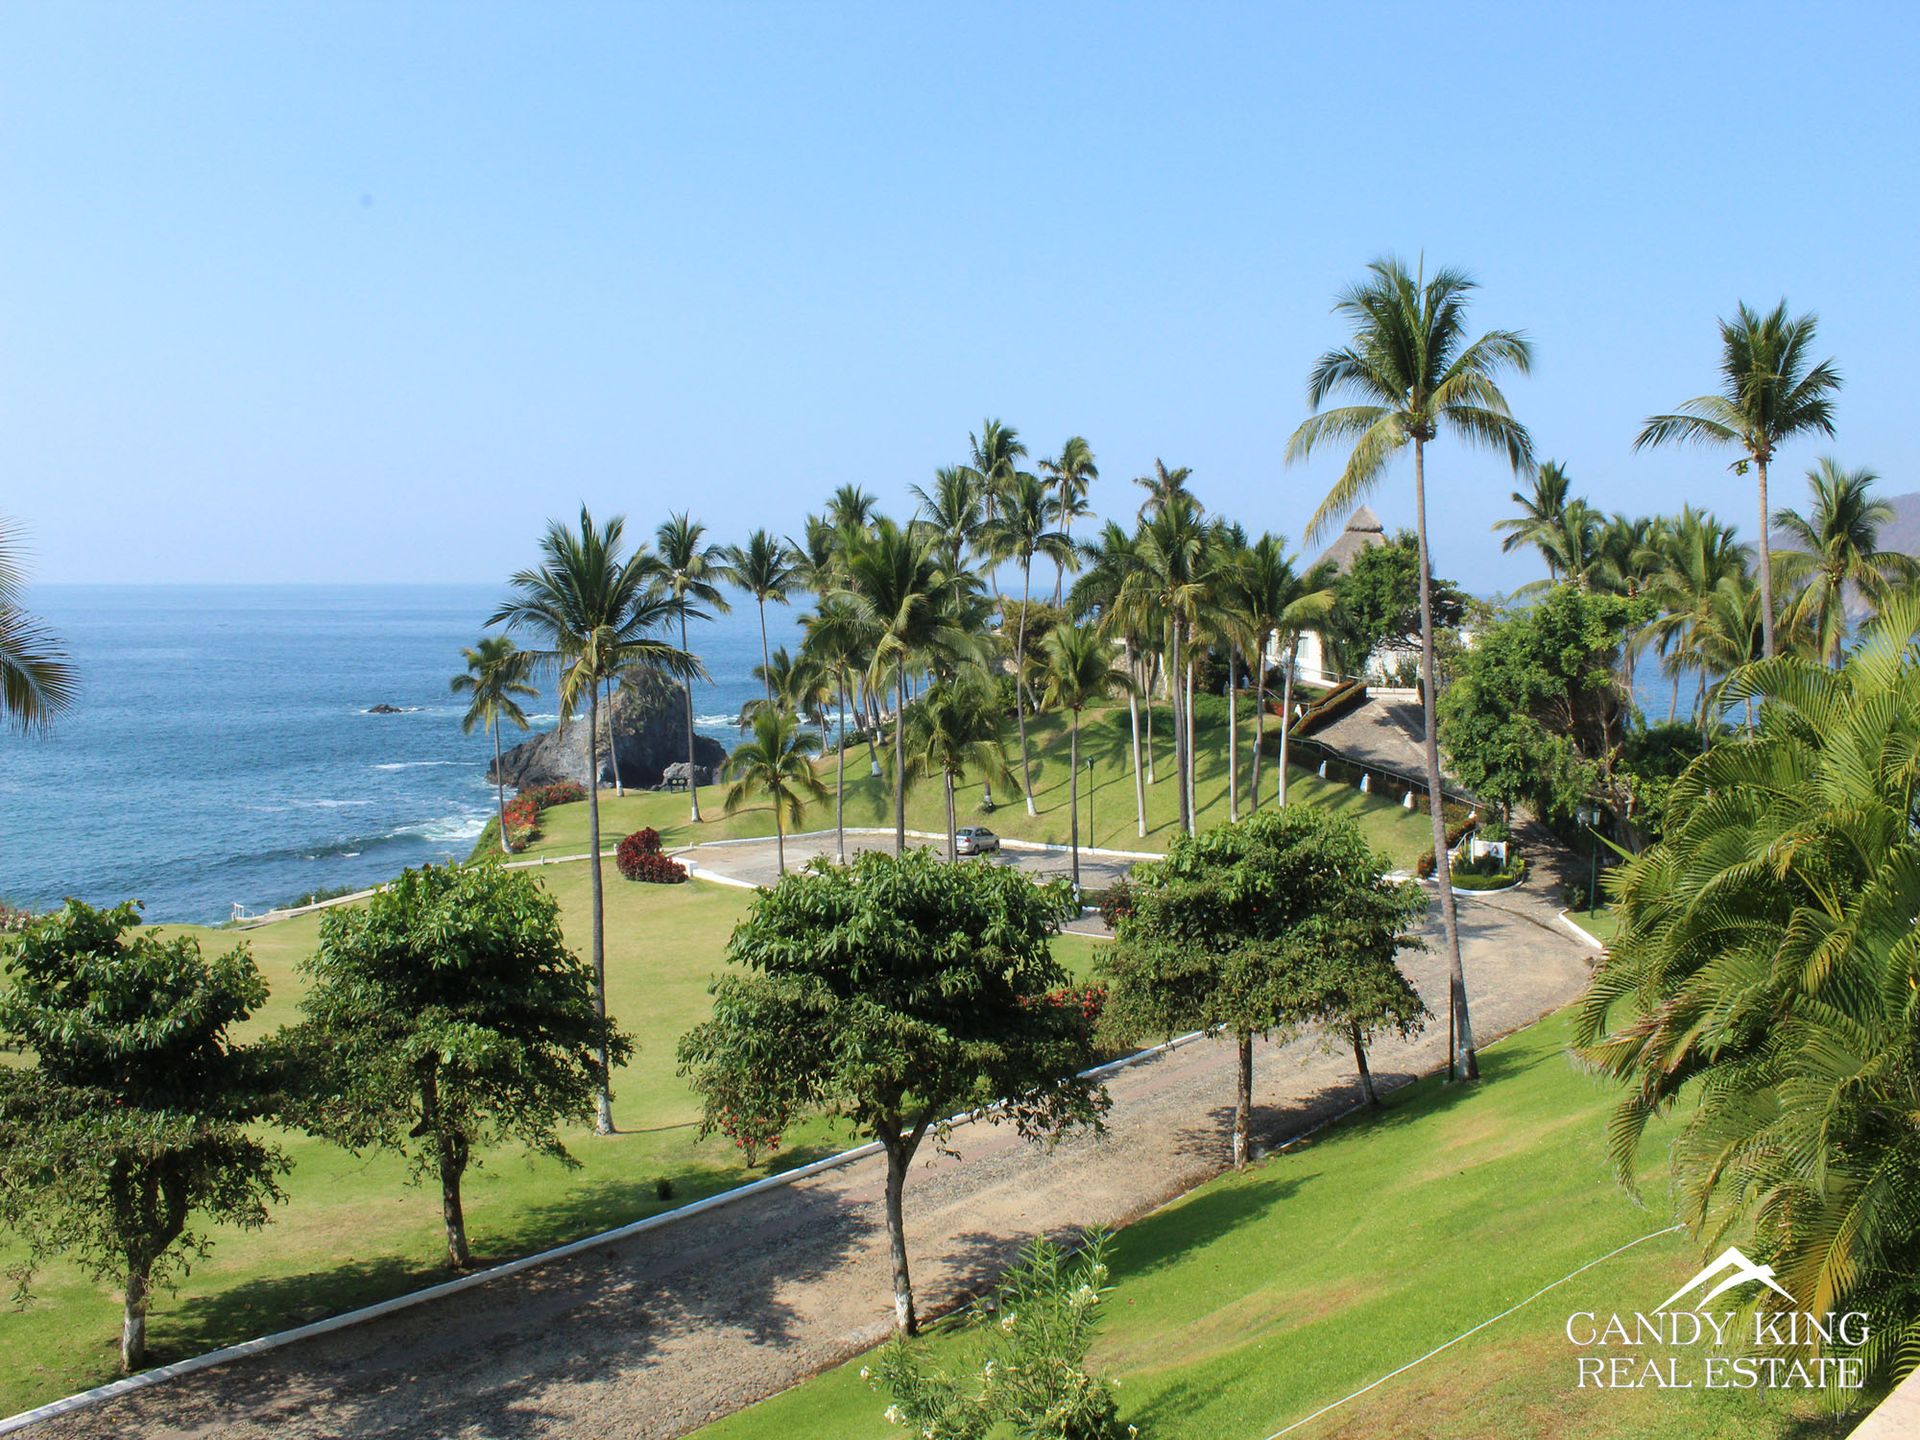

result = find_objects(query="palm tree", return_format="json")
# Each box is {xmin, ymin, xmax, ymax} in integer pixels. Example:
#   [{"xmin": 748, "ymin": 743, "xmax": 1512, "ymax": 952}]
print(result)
[
  {"xmin": 1038, "ymin": 436, "xmax": 1098, "ymax": 605},
  {"xmin": 1287, "ymin": 256, "xmax": 1534, "ymax": 1083},
  {"xmin": 966, "ymin": 418, "xmax": 1027, "ymax": 596},
  {"xmin": 722, "ymin": 708, "xmax": 826, "ymax": 877},
  {"xmin": 1771, "ymin": 458, "xmax": 1916, "ymax": 665},
  {"xmin": 1640, "ymin": 506, "xmax": 1747, "ymax": 723},
  {"xmin": 909, "ymin": 465, "xmax": 987, "ymax": 579},
  {"xmin": 722, "ymin": 529, "xmax": 797, "ymax": 701},
  {"xmin": 1071, "ymin": 522, "xmax": 1152, "ymax": 837},
  {"xmin": 1134, "ymin": 458, "xmax": 1199, "ymax": 520},
  {"xmin": 901, "ymin": 671, "xmax": 1017, "ymax": 861},
  {"xmin": 1493, "ymin": 460, "xmax": 1574, "ymax": 578},
  {"xmin": 1575, "ymin": 599, "xmax": 1920, "ymax": 1380},
  {"xmin": 491, "ymin": 506, "xmax": 697, "ymax": 1134},
  {"xmin": 841, "ymin": 519, "xmax": 967, "ymax": 855},
  {"xmin": 1229, "ymin": 536, "xmax": 1335, "ymax": 810},
  {"xmin": 827, "ymin": 485, "xmax": 879, "ymax": 533},
  {"xmin": 1039, "ymin": 622, "xmax": 1131, "ymax": 890},
  {"xmin": 0, "ymin": 520, "xmax": 75, "ymax": 733},
  {"xmin": 983, "ymin": 471, "xmax": 1073, "ymax": 818},
  {"xmin": 800, "ymin": 596, "xmax": 878, "ymax": 863},
  {"xmin": 450, "ymin": 636, "xmax": 537, "ymax": 854},
  {"xmin": 1126, "ymin": 492, "xmax": 1213, "ymax": 836},
  {"xmin": 1635, "ymin": 300, "xmax": 1842, "ymax": 660},
  {"xmin": 656, "ymin": 513, "xmax": 730, "ymax": 821}
]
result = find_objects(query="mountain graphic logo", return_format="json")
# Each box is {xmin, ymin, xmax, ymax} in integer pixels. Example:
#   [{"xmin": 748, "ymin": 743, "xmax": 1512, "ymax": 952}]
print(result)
[{"xmin": 1656, "ymin": 1246, "xmax": 1796, "ymax": 1311}]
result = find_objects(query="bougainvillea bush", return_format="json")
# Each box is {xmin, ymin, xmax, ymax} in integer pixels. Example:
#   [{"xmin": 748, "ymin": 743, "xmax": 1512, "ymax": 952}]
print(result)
[
  {"xmin": 501, "ymin": 795, "xmax": 541, "ymax": 853},
  {"xmin": 523, "ymin": 780, "xmax": 586, "ymax": 810}
]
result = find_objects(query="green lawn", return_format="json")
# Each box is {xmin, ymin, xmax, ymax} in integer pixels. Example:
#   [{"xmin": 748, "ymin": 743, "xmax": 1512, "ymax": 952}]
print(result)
[
  {"xmin": 516, "ymin": 696, "xmax": 1432, "ymax": 872},
  {"xmin": 692, "ymin": 1009, "xmax": 1868, "ymax": 1440},
  {"xmin": 0, "ymin": 872, "xmax": 1101, "ymax": 1415}
]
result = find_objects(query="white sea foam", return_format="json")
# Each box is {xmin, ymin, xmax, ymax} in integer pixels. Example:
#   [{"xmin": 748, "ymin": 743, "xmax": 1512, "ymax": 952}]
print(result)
[
  {"xmin": 371, "ymin": 760, "xmax": 463, "ymax": 771},
  {"xmin": 391, "ymin": 812, "xmax": 489, "ymax": 844},
  {"xmin": 695, "ymin": 713, "xmax": 740, "ymax": 727}
]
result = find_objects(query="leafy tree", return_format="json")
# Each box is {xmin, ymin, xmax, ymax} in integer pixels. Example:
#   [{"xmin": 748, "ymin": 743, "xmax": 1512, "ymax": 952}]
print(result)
[
  {"xmin": 723, "ymin": 707, "xmax": 826, "ymax": 876},
  {"xmin": 492, "ymin": 506, "xmax": 695, "ymax": 1132},
  {"xmin": 1437, "ymin": 585, "xmax": 1650, "ymax": 823},
  {"xmin": 451, "ymin": 635, "xmax": 537, "ymax": 853},
  {"xmin": 1575, "ymin": 600, "xmax": 1920, "ymax": 1381},
  {"xmin": 1288, "ymin": 256, "xmax": 1533, "ymax": 1082},
  {"xmin": 1325, "ymin": 532, "xmax": 1466, "ymax": 671},
  {"xmin": 289, "ymin": 864, "xmax": 628, "ymax": 1268},
  {"xmin": 1306, "ymin": 930, "xmax": 1429, "ymax": 1109},
  {"xmin": 1772, "ymin": 457, "xmax": 1917, "ymax": 665},
  {"xmin": 656, "ymin": 512, "xmax": 731, "ymax": 821},
  {"xmin": 0, "ymin": 901, "xmax": 287, "ymax": 1372},
  {"xmin": 1040, "ymin": 620, "xmax": 1132, "ymax": 889},
  {"xmin": 1611, "ymin": 721, "xmax": 1702, "ymax": 843},
  {"xmin": 678, "ymin": 850, "xmax": 1106, "ymax": 1333},
  {"xmin": 1636, "ymin": 299, "xmax": 1842, "ymax": 659},
  {"xmin": 902, "ymin": 671, "xmax": 1017, "ymax": 861},
  {"xmin": 722, "ymin": 529, "xmax": 798, "ymax": 700},
  {"xmin": 1100, "ymin": 809, "xmax": 1426, "ymax": 1168},
  {"xmin": 0, "ymin": 518, "xmax": 76, "ymax": 733},
  {"xmin": 866, "ymin": 1229, "xmax": 1128, "ymax": 1439}
]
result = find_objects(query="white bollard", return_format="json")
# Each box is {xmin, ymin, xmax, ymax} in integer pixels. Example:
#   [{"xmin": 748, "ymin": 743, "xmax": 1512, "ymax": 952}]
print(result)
[
  {"xmin": 1318, "ymin": 760, "xmax": 1328, "ymax": 779},
  {"xmin": 1359, "ymin": 772, "xmax": 1371, "ymax": 794},
  {"xmin": 1403, "ymin": 788, "xmax": 1416, "ymax": 809}
]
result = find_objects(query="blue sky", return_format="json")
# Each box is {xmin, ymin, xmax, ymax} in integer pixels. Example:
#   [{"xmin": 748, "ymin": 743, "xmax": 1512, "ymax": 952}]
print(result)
[{"xmin": 4, "ymin": 3, "xmax": 1915, "ymax": 589}]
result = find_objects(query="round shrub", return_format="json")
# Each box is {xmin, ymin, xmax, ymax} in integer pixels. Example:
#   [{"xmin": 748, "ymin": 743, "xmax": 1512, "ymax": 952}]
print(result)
[
  {"xmin": 616, "ymin": 829, "xmax": 667, "ymax": 879},
  {"xmin": 621, "ymin": 851, "xmax": 688, "ymax": 885}
]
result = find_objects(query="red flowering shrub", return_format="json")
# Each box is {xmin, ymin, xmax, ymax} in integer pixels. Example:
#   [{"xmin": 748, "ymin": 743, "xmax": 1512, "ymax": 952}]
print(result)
[
  {"xmin": 715, "ymin": 1107, "xmax": 784, "ymax": 1167},
  {"xmin": 616, "ymin": 828, "xmax": 667, "ymax": 879},
  {"xmin": 501, "ymin": 794, "xmax": 541, "ymax": 853},
  {"xmin": 524, "ymin": 780, "xmax": 586, "ymax": 810},
  {"xmin": 1095, "ymin": 879, "xmax": 1133, "ymax": 929},
  {"xmin": 622, "ymin": 851, "xmax": 688, "ymax": 885},
  {"xmin": 1021, "ymin": 984, "xmax": 1108, "ymax": 1023}
]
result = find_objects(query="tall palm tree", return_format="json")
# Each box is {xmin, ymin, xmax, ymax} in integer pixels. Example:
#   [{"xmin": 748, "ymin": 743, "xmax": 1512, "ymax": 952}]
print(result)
[
  {"xmin": 450, "ymin": 636, "xmax": 537, "ymax": 854},
  {"xmin": 1287, "ymin": 256, "xmax": 1534, "ymax": 1083},
  {"xmin": 491, "ymin": 507, "xmax": 697, "ymax": 1134},
  {"xmin": 1039, "ymin": 621, "xmax": 1132, "ymax": 890},
  {"xmin": 983, "ymin": 471, "xmax": 1073, "ymax": 817},
  {"xmin": 966, "ymin": 418, "xmax": 1027, "ymax": 596},
  {"xmin": 909, "ymin": 465, "xmax": 987, "ymax": 579},
  {"xmin": 1771, "ymin": 458, "xmax": 1916, "ymax": 665},
  {"xmin": 800, "ymin": 596, "xmax": 878, "ymax": 863},
  {"xmin": 1134, "ymin": 458, "xmax": 1199, "ymax": 520},
  {"xmin": 1493, "ymin": 460, "xmax": 1574, "ymax": 579},
  {"xmin": 1635, "ymin": 300, "xmax": 1842, "ymax": 660},
  {"xmin": 722, "ymin": 530, "xmax": 797, "ymax": 701},
  {"xmin": 0, "ymin": 520, "xmax": 75, "ymax": 733},
  {"xmin": 1640, "ymin": 506, "xmax": 1747, "ymax": 723},
  {"xmin": 1126, "ymin": 495, "xmax": 1212, "ymax": 835},
  {"xmin": 1575, "ymin": 599, "xmax": 1920, "ymax": 1380},
  {"xmin": 722, "ymin": 708, "xmax": 826, "ymax": 877},
  {"xmin": 1038, "ymin": 436, "xmax": 1098, "ymax": 605},
  {"xmin": 1071, "ymin": 522, "xmax": 1152, "ymax": 837},
  {"xmin": 841, "ymin": 519, "xmax": 967, "ymax": 854},
  {"xmin": 1229, "ymin": 536, "xmax": 1335, "ymax": 810},
  {"xmin": 656, "ymin": 513, "xmax": 730, "ymax": 821},
  {"xmin": 901, "ymin": 671, "xmax": 1017, "ymax": 861},
  {"xmin": 827, "ymin": 485, "xmax": 878, "ymax": 533}
]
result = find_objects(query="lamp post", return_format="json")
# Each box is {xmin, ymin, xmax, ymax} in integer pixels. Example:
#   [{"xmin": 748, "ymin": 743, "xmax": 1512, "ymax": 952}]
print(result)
[{"xmin": 1576, "ymin": 803, "xmax": 1600, "ymax": 914}]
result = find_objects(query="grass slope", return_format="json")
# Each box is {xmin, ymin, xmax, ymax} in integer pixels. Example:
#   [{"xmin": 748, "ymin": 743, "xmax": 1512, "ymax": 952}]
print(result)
[
  {"xmin": 0, "ymin": 873, "xmax": 1100, "ymax": 1415},
  {"xmin": 693, "ymin": 1010, "xmax": 1865, "ymax": 1440},
  {"xmin": 517, "ymin": 696, "xmax": 1431, "ymax": 871}
]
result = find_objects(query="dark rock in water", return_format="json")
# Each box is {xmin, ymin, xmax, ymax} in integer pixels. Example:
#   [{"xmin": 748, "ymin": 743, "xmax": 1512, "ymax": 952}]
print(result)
[
  {"xmin": 488, "ymin": 668, "xmax": 727, "ymax": 790},
  {"xmin": 365, "ymin": 703, "xmax": 404, "ymax": 714}
]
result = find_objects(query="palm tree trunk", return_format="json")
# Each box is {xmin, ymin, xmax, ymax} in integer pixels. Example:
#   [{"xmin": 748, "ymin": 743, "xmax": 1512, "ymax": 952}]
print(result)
[
  {"xmin": 1126, "ymin": 638, "xmax": 1146, "ymax": 837},
  {"xmin": 1277, "ymin": 639, "xmax": 1298, "ymax": 807},
  {"xmin": 1143, "ymin": 666, "xmax": 1156, "ymax": 785},
  {"xmin": 1227, "ymin": 643, "xmax": 1240, "ymax": 822},
  {"xmin": 1249, "ymin": 639, "xmax": 1268, "ymax": 812},
  {"xmin": 1183, "ymin": 649, "xmax": 1197, "ymax": 833},
  {"xmin": 775, "ymin": 794, "xmax": 786, "ymax": 876},
  {"xmin": 1756, "ymin": 455, "xmax": 1776, "ymax": 661},
  {"xmin": 492, "ymin": 721, "xmax": 509, "ymax": 854},
  {"xmin": 586, "ymin": 685, "xmax": 615, "ymax": 1131},
  {"xmin": 1413, "ymin": 438, "xmax": 1477, "ymax": 1083},
  {"xmin": 757, "ymin": 597, "xmax": 773, "ymax": 700},
  {"xmin": 682, "ymin": 608, "xmax": 702, "ymax": 822},
  {"xmin": 835, "ymin": 676, "xmax": 847, "ymax": 863},
  {"xmin": 1169, "ymin": 625, "xmax": 1188, "ymax": 833},
  {"xmin": 1016, "ymin": 562, "xmax": 1036, "ymax": 816},
  {"xmin": 892, "ymin": 667, "xmax": 907, "ymax": 854},
  {"xmin": 1233, "ymin": 1030, "xmax": 1253, "ymax": 1170},
  {"xmin": 1068, "ymin": 712, "xmax": 1081, "ymax": 891},
  {"xmin": 944, "ymin": 771, "xmax": 957, "ymax": 861},
  {"xmin": 1667, "ymin": 667, "xmax": 1680, "ymax": 723},
  {"xmin": 605, "ymin": 677, "xmax": 625, "ymax": 797},
  {"xmin": 865, "ymin": 681, "xmax": 882, "ymax": 777}
]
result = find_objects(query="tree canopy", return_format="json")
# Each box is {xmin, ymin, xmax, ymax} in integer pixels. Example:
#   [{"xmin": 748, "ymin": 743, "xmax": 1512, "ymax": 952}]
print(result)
[
  {"xmin": 1326, "ymin": 531, "xmax": 1466, "ymax": 670},
  {"xmin": 0, "ymin": 900, "xmax": 287, "ymax": 1371}
]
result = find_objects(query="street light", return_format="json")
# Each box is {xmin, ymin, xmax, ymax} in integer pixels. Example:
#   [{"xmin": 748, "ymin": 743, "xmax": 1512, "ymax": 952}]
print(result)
[{"xmin": 1576, "ymin": 803, "xmax": 1601, "ymax": 915}]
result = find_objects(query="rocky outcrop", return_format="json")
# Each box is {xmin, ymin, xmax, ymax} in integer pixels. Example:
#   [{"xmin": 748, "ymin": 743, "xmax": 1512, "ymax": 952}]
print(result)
[{"xmin": 487, "ymin": 669, "xmax": 728, "ymax": 791}]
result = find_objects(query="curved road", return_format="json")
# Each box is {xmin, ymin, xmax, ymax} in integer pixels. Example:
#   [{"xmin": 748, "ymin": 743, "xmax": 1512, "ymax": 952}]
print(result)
[{"xmin": 31, "ymin": 881, "xmax": 1595, "ymax": 1440}]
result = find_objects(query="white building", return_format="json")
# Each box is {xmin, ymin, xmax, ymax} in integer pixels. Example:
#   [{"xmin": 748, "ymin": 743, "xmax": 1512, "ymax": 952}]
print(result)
[{"xmin": 1270, "ymin": 505, "xmax": 1420, "ymax": 688}]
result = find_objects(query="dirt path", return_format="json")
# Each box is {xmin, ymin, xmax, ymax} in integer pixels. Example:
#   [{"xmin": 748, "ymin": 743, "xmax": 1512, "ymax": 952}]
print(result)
[{"xmin": 31, "ymin": 886, "xmax": 1594, "ymax": 1440}]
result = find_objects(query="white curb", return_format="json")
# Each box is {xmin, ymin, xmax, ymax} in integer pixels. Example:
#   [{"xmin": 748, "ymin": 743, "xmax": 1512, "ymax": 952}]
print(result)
[{"xmin": 1556, "ymin": 910, "xmax": 1607, "ymax": 951}]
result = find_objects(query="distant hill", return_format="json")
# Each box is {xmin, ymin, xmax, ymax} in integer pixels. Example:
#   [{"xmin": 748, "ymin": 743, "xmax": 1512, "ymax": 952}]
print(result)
[{"xmin": 1771, "ymin": 489, "xmax": 1920, "ymax": 557}]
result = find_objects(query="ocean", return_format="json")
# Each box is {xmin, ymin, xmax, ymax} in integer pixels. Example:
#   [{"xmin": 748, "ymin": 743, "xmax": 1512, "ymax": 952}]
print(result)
[{"xmin": 2, "ymin": 585, "xmax": 799, "ymax": 924}]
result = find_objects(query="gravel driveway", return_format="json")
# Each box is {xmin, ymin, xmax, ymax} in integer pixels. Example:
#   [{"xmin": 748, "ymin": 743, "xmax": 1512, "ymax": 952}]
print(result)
[{"xmin": 28, "ymin": 886, "xmax": 1595, "ymax": 1440}]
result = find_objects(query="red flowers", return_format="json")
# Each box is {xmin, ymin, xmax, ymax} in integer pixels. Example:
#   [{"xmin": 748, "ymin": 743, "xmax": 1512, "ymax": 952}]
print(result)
[
  {"xmin": 617, "ymin": 830, "xmax": 686, "ymax": 883},
  {"xmin": 1021, "ymin": 984, "xmax": 1108, "ymax": 1022},
  {"xmin": 499, "ymin": 781, "xmax": 590, "ymax": 854}
]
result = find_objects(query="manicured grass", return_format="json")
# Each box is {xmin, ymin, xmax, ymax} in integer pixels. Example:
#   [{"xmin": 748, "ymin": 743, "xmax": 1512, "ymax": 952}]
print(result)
[
  {"xmin": 518, "ymin": 696, "xmax": 1432, "ymax": 871},
  {"xmin": 1568, "ymin": 905, "xmax": 1619, "ymax": 947},
  {"xmin": 0, "ymin": 873, "xmax": 1102, "ymax": 1414},
  {"xmin": 691, "ymin": 1010, "xmax": 1867, "ymax": 1440}
]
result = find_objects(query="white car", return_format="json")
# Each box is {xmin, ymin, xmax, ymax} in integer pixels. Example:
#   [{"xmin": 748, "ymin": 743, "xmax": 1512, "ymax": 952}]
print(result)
[{"xmin": 954, "ymin": 826, "xmax": 1001, "ymax": 857}]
